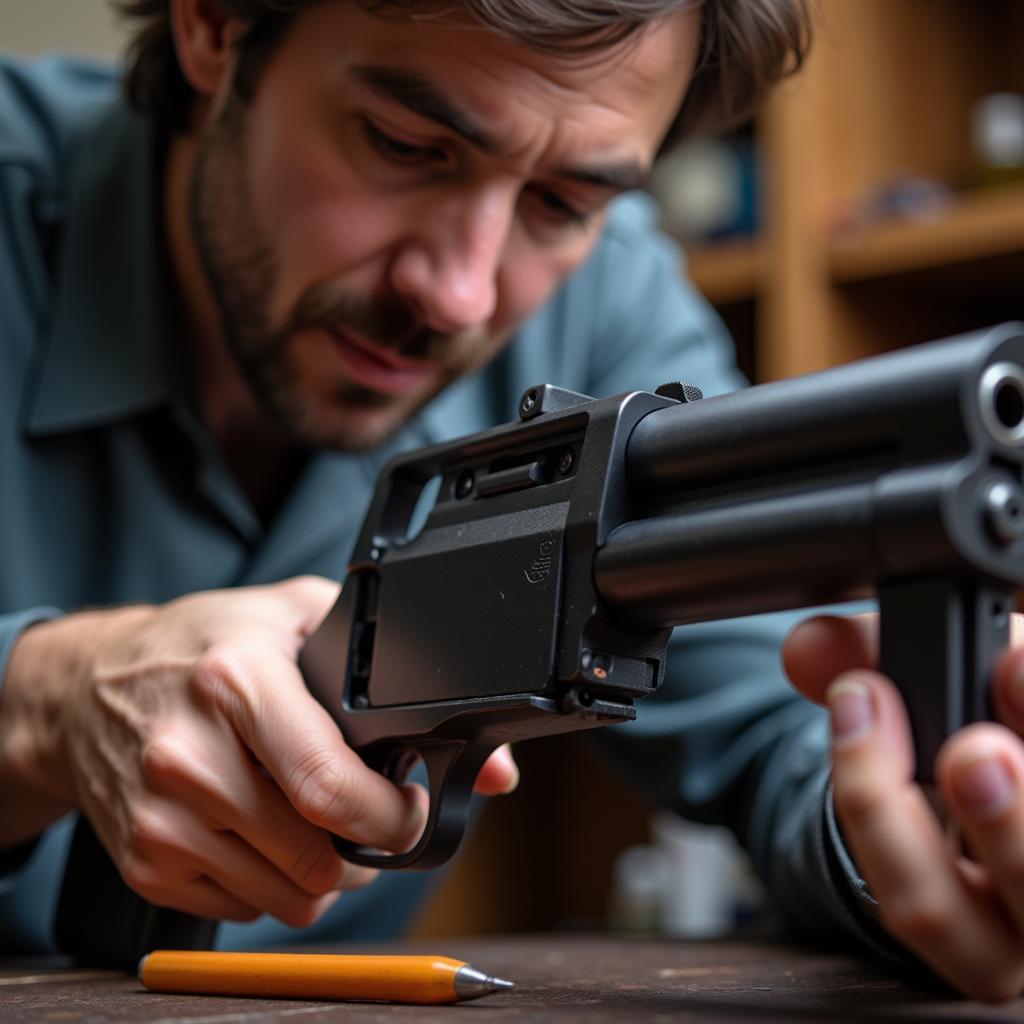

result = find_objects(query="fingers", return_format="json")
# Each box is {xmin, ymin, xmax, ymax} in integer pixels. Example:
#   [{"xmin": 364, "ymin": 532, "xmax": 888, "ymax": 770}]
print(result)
[
  {"xmin": 473, "ymin": 744, "xmax": 519, "ymax": 796},
  {"xmin": 141, "ymin": 722, "xmax": 377, "ymax": 896},
  {"xmin": 271, "ymin": 576, "xmax": 341, "ymax": 640},
  {"xmin": 196, "ymin": 829, "xmax": 343, "ymax": 928},
  {"xmin": 940, "ymin": 725, "xmax": 1024, "ymax": 940},
  {"xmin": 827, "ymin": 671, "xmax": 1024, "ymax": 1002},
  {"xmin": 120, "ymin": 799, "xmax": 346, "ymax": 927},
  {"xmin": 783, "ymin": 614, "xmax": 878, "ymax": 704},
  {"xmin": 991, "ymin": 643, "xmax": 1024, "ymax": 737},
  {"xmin": 150, "ymin": 875, "xmax": 263, "ymax": 923},
  {"xmin": 192, "ymin": 646, "xmax": 427, "ymax": 854},
  {"xmin": 790, "ymin": 609, "xmax": 1023, "ymax": 712},
  {"xmin": 827, "ymin": 669, "xmax": 914, "ymax": 786}
]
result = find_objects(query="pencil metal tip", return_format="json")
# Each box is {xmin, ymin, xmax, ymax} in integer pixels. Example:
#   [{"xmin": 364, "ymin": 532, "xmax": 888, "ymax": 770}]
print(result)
[{"xmin": 454, "ymin": 965, "xmax": 515, "ymax": 1000}]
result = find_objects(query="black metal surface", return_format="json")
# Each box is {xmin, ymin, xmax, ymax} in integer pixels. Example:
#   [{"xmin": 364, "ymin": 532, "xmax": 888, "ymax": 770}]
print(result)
[
  {"xmin": 879, "ymin": 578, "xmax": 1012, "ymax": 784},
  {"xmin": 301, "ymin": 387, "xmax": 674, "ymax": 869},
  {"xmin": 303, "ymin": 321, "xmax": 1024, "ymax": 872},
  {"xmin": 58, "ymin": 322, "xmax": 1024, "ymax": 962},
  {"xmin": 594, "ymin": 323, "xmax": 1024, "ymax": 781}
]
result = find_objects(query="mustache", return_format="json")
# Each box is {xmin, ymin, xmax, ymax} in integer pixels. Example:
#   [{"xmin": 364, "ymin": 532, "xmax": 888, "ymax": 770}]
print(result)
[{"xmin": 284, "ymin": 283, "xmax": 470, "ymax": 364}]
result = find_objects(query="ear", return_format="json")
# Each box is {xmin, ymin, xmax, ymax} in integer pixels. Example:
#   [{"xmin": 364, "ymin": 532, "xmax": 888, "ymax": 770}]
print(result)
[{"xmin": 170, "ymin": 0, "xmax": 241, "ymax": 100}]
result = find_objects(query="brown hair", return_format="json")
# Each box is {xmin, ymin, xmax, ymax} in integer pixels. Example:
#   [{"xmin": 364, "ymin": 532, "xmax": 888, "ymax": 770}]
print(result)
[{"xmin": 117, "ymin": 0, "xmax": 811, "ymax": 139}]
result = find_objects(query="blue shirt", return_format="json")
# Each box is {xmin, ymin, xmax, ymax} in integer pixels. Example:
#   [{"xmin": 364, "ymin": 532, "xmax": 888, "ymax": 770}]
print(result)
[{"xmin": 0, "ymin": 54, "xmax": 884, "ymax": 957}]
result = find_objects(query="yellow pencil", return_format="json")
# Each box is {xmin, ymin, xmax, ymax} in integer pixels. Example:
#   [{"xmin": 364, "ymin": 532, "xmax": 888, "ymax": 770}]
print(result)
[{"xmin": 138, "ymin": 949, "xmax": 515, "ymax": 1004}]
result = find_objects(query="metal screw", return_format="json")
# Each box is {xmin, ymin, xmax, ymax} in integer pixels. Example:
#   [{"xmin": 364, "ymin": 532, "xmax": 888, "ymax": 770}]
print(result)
[
  {"xmin": 984, "ymin": 479, "xmax": 1024, "ymax": 546},
  {"xmin": 352, "ymin": 694, "xmax": 370, "ymax": 709},
  {"xmin": 521, "ymin": 389, "xmax": 539, "ymax": 415},
  {"xmin": 455, "ymin": 471, "xmax": 475, "ymax": 499},
  {"xmin": 557, "ymin": 448, "xmax": 575, "ymax": 475}
]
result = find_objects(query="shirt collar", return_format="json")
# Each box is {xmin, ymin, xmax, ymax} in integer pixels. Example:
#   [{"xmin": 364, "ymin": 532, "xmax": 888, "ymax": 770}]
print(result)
[{"xmin": 23, "ymin": 98, "xmax": 171, "ymax": 436}]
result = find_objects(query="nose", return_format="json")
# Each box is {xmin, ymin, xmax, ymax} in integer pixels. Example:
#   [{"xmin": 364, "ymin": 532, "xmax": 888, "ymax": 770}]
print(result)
[{"xmin": 388, "ymin": 187, "xmax": 510, "ymax": 334}]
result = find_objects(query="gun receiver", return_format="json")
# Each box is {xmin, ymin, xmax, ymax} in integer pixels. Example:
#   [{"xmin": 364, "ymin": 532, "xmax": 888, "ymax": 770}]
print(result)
[{"xmin": 301, "ymin": 322, "xmax": 1024, "ymax": 869}]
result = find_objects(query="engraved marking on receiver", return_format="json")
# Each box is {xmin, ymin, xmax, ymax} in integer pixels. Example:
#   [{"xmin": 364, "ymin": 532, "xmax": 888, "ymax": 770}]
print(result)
[{"xmin": 524, "ymin": 539, "xmax": 555, "ymax": 583}]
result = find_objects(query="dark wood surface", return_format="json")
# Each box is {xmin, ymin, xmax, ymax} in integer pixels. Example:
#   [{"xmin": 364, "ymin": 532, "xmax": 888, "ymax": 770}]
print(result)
[{"xmin": 3, "ymin": 934, "xmax": 1023, "ymax": 1022}]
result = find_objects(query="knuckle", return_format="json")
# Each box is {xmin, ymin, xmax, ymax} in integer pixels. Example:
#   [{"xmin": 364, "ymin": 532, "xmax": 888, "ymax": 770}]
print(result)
[
  {"xmin": 832, "ymin": 781, "xmax": 884, "ymax": 828},
  {"xmin": 190, "ymin": 647, "xmax": 253, "ymax": 716},
  {"xmin": 288, "ymin": 752, "xmax": 361, "ymax": 830},
  {"xmin": 291, "ymin": 837, "xmax": 343, "ymax": 895},
  {"xmin": 140, "ymin": 731, "xmax": 192, "ymax": 791},
  {"xmin": 270, "ymin": 889, "xmax": 323, "ymax": 929},
  {"xmin": 120, "ymin": 851, "xmax": 169, "ymax": 904},
  {"xmin": 126, "ymin": 803, "xmax": 180, "ymax": 859}
]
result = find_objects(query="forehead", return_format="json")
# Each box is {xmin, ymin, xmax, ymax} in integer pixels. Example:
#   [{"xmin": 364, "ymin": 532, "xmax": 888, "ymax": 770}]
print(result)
[{"xmin": 277, "ymin": 2, "xmax": 701, "ymax": 162}]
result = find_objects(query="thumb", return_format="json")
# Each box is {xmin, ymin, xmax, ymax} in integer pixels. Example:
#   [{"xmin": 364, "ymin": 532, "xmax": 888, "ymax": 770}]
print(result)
[
  {"xmin": 783, "ymin": 613, "xmax": 879, "ymax": 705},
  {"xmin": 827, "ymin": 669, "xmax": 916, "ymax": 783},
  {"xmin": 272, "ymin": 576, "xmax": 342, "ymax": 638}
]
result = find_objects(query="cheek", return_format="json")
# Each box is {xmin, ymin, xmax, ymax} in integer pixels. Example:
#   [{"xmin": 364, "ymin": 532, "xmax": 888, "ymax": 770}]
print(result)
[
  {"xmin": 492, "ymin": 242, "xmax": 593, "ymax": 336},
  {"xmin": 273, "ymin": 197, "xmax": 394, "ymax": 296},
  {"xmin": 244, "ymin": 116, "xmax": 398, "ymax": 309}
]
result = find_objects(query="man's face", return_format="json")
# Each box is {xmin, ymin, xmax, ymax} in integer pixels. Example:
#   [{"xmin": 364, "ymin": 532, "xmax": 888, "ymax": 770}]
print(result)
[{"xmin": 190, "ymin": 3, "xmax": 700, "ymax": 450}]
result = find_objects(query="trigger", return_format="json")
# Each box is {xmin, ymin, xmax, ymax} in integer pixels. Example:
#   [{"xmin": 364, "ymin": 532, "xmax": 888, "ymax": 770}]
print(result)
[{"xmin": 386, "ymin": 748, "xmax": 422, "ymax": 786}]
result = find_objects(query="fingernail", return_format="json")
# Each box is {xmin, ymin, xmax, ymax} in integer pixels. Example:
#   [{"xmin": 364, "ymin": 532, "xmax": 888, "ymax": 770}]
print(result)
[
  {"xmin": 315, "ymin": 891, "xmax": 341, "ymax": 915},
  {"xmin": 502, "ymin": 761, "xmax": 520, "ymax": 795},
  {"xmin": 826, "ymin": 679, "xmax": 874, "ymax": 745},
  {"xmin": 953, "ymin": 756, "xmax": 1015, "ymax": 819}
]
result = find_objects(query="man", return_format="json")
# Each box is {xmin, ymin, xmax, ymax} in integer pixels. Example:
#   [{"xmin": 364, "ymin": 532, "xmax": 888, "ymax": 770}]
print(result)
[{"xmin": 1, "ymin": 0, "xmax": 1022, "ymax": 1003}]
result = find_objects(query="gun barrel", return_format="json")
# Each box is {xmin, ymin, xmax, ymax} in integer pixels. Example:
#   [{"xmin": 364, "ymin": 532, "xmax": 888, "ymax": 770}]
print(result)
[
  {"xmin": 624, "ymin": 325, "xmax": 1024, "ymax": 496},
  {"xmin": 595, "ymin": 324, "xmax": 1024, "ymax": 629},
  {"xmin": 593, "ymin": 470, "xmax": 948, "ymax": 627}
]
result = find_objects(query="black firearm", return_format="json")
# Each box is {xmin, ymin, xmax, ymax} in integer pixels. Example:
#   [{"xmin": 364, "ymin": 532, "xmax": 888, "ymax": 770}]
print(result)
[
  {"xmin": 57, "ymin": 322, "xmax": 1024, "ymax": 962},
  {"xmin": 301, "ymin": 321, "xmax": 1024, "ymax": 868}
]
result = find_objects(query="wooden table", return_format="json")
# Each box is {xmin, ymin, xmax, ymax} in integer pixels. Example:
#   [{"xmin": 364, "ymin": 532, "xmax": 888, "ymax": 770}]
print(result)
[{"xmin": 3, "ymin": 934, "xmax": 1023, "ymax": 1022}]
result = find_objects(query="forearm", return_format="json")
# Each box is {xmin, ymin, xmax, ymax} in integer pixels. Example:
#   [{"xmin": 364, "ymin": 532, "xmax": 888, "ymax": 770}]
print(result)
[{"xmin": 0, "ymin": 607, "xmax": 151, "ymax": 846}]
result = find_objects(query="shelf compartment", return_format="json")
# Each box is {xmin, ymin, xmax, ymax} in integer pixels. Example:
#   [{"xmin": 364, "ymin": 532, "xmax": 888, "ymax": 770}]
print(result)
[{"xmin": 829, "ymin": 183, "xmax": 1024, "ymax": 285}]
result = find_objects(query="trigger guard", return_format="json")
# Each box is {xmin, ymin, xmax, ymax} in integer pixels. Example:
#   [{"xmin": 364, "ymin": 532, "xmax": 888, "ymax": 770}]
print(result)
[{"xmin": 330, "ymin": 740, "xmax": 492, "ymax": 871}]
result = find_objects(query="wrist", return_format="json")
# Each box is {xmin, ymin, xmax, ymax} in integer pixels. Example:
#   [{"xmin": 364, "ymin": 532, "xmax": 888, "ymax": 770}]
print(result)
[{"xmin": 0, "ymin": 607, "xmax": 154, "ymax": 842}]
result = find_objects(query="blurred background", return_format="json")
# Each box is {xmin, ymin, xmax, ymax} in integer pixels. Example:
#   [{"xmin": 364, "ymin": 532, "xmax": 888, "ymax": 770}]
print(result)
[
  {"xmin": 4, "ymin": 1, "xmax": 122, "ymax": 57},
  {"xmin": 5, "ymin": 0, "xmax": 1024, "ymax": 941}
]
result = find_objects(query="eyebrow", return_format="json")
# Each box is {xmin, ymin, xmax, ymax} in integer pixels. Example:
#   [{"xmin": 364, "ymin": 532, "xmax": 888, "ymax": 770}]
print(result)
[
  {"xmin": 352, "ymin": 64, "xmax": 499, "ymax": 153},
  {"xmin": 349, "ymin": 64, "xmax": 649, "ymax": 194}
]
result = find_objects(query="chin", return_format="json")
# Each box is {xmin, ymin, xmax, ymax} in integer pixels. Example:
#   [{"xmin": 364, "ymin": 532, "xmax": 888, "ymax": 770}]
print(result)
[{"xmin": 290, "ymin": 394, "xmax": 425, "ymax": 452}]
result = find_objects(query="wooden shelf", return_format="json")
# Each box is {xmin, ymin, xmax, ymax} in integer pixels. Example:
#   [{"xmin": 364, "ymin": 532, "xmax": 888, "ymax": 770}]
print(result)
[
  {"xmin": 829, "ymin": 183, "xmax": 1024, "ymax": 285},
  {"xmin": 685, "ymin": 237, "xmax": 762, "ymax": 305}
]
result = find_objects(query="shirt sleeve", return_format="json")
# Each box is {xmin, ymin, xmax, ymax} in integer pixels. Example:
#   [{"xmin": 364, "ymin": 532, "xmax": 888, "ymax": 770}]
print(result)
[{"xmin": 572, "ymin": 194, "xmax": 907, "ymax": 959}]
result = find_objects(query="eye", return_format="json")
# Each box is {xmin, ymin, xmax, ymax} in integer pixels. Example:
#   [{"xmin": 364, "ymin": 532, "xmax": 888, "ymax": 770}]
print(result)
[
  {"xmin": 527, "ymin": 186, "xmax": 592, "ymax": 230},
  {"xmin": 361, "ymin": 118, "xmax": 444, "ymax": 167}
]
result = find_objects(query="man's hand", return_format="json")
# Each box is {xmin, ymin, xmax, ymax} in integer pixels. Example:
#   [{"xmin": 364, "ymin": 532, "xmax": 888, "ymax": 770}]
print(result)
[
  {"xmin": 784, "ymin": 613, "xmax": 1024, "ymax": 1003},
  {"xmin": 0, "ymin": 577, "xmax": 517, "ymax": 928}
]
